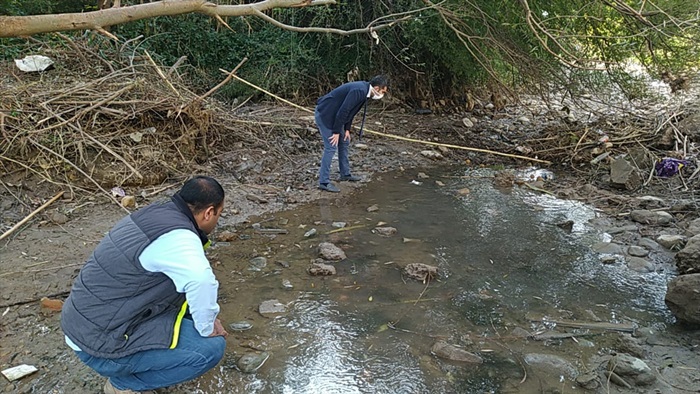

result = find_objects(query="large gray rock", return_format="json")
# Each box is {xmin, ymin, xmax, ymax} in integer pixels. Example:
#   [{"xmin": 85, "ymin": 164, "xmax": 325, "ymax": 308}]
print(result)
[
  {"xmin": 675, "ymin": 234, "xmax": 700, "ymax": 274},
  {"xmin": 318, "ymin": 242, "xmax": 346, "ymax": 261},
  {"xmin": 656, "ymin": 234, "xmax": 687, "ymax": 250},
  {"xmin": 524, "ymin": 353, "xmax": 578, "ymax": 379},
  {"xmin": 610, "ymin": 158, "xmax": 641, "ymax": 190},
  {"xmin": 591, "ymin": 242, "xmax": 623, "ymax": 255},
  {"xmin": 607, "ymin": 354, "xmax": 655, "ymax": 386},
  {"xmin": 665, "ymin": 273, "xmax": 700, "ymax": 324},
  {"xmin": 629, "ymin": 210, "xmax": 674, "ymax": 226}
]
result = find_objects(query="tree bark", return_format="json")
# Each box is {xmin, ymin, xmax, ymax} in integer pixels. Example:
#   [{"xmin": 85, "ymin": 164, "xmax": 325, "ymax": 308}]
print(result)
[{"xmin": 0, "ymin": 0, "xmax": 335, "ymax": 38}]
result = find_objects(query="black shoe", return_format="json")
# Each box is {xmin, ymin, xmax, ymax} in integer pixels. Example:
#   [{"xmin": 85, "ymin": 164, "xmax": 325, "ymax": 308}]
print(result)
[
  {"xmin": 318, "ymin": 183, "xmax": 340, "ymax": 192},
  {"xmin": 339, "ymin": 175, "xmax": 362, "ymax": 182}
]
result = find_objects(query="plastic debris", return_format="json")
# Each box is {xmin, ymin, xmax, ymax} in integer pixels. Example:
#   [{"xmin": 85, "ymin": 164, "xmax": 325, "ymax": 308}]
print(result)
[
  {"xmin": 2, "ymin": 364, "xmax": 38, "ymax": 381},
  {"xmin": 655, "ymin": 158, "xmax": 690, "ymax": 178},
  {"xmin": 14, "ymin": 55, "xmax": 54, "ymax": 72},
  {"xmin": 517, "ymin": 167, "xmax": 555, "ymax": 181},
  {"xmin": 110, "ymin": 187, "xmax": 126, "ymax": 198}
]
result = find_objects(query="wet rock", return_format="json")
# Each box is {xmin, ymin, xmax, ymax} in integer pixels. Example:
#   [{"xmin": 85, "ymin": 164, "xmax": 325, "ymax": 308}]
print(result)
[
  {"xmin": 626, "ymin": 256, "xmax": 654, "ymax": 273},
  {"xmin": 665, "ymin": 274, "xmax": 700, "ymax": 324},
  {"xmin": 258, "ymin": 299, "xmax": 285, "ymax": 316},
  {"xmin": 417, "ymin": 172, "xmax": 429, "ymax": 179},
  {"xmin": 555, "ymin": 220, "xmax": 574, "ymax": 232},
  {"xmin": 607, "ymin": 354, "xmax": 655, "ymax": 386},
  {"xmin": 404, "ymin": 263, "xmax": 438, "ymax": 281},
  {"xmin": 318, "ymin": 242, "xmax": 346, "ymax": 261},
  {"xmin": 49, "ymin": 211, "xmax": 68, "ymax": 225},
  {"xmin": 228, "ymin": 321, "xmax": 253, "ymax": 331},
  {"xmin": 236, "ymin": 352, "xmax": 270, "ymax": 373},
  {"xmin": 523, "ymin": 353, "xmax": 578, "ymax": 379},
  {"xmin": 248, "ymin": 257, "xmax": 267, "ymax": 271},
  {"xmin": 601, "ymin": 255, "xmax": 619, "ymax": 264},
  {"xmin": 308, "ymin": 262, "xmax": 336, "ymax": 276},
  {"xmin": 637, "ymin": 238, "xmax": 661, "ymax": 251},
  {"xmin": 656, "ymin": 234, "xmax": 687, "ymax": 250},
  {"xmin": 366, "ymin": 204, "xmax": 379, "ymax": 213},
  {"xmin": 456, "ymin": 188, "xmax": 470, "ymax": 196},
  {"xmin": 420, "ymin": 150, "xmax": 444, "ymax": 160},
  {"xmin": 246, "ymin": 193, "xmax": 268, "ymax": 204},
  {"xmin": 626, "ymin": 245, "xmax": 648, "ymax": 257},
  {"xmin": 685, "ymin": 218, "xmax": 700, "ymax": 236},
  {"xmin": 372, "ymin": 226, "xmax": 397, "ymax": 237},
  {"xmin": 276, "ymin": 260, "xmax": 290, "ymax": 268},
  {"xmin": 575, "ymin": 372, "xmax": 599, "ymax": 389},
  {"xmin": 610, "ymin": 158, "xmax": 641, "ymax": 190},
  {"xmin": 613, "ymin": 334, "xmax": 646, "ymax": 359},
  {"xmin": 675, "ymin": 234, "xmax": 700, "ymax": 274},
  {"xmin": 430, "ymin": 341, "xmax": 483, "ymax": 364},
  {"xmin": 629, "ymin": 210, "xmax": 674, "ymax": 226},
  {"xmin": 591, "ymin": 242, "xmax": 623, "ymax": 255}
]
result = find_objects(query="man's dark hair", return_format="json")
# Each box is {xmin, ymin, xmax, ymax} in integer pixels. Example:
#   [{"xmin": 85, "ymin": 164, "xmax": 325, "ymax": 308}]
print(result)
[
  {"xmin": 369, "ymin": 75, "xmax": 389, "ymax": 89},
  {"xmin": 179, "ymin": 176, "xmax": 225, "ymax": 214}
]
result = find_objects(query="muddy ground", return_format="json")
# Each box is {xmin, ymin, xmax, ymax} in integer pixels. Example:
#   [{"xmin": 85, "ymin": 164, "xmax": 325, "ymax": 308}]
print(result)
[{"xmin": 1, "ymin": 104, "xmax": 699, "ymax": 393}]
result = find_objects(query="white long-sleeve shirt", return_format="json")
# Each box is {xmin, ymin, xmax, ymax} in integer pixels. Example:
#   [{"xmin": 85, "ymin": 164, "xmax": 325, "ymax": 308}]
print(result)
[{"xmin": 65, "ymin": 228, "xmax": 219, "ymax": 350}]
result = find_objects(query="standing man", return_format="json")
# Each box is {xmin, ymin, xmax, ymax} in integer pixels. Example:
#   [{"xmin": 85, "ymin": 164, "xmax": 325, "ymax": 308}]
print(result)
[
  {"xmin": 61, "ymin": 176, "xmax": 228, "ymax": 394},
  {"xmin": 315, "ymin": 75, "xmax": 389, "ymax": 192}
]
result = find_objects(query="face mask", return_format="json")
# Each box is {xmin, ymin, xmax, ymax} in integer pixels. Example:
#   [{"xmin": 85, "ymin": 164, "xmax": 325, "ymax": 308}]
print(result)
[{"xmin": 371, "ymin": 87, "xmax": 384, "ymax": 100}]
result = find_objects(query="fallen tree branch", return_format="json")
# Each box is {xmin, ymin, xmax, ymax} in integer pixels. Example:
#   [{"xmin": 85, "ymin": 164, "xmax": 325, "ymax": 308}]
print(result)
[
  {"xmin": 0, "ymin": 191, "xmax": 64, "ymax": 242},
  {"xmin": 223, "ymin": 70, "xmax": 550, "ymax": 164}
]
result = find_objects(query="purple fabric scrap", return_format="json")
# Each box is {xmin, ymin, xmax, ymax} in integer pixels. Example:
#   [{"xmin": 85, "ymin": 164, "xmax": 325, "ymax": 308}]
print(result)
[{"xmin": 655, "ymin": 158, "xmax": 690, "ymax": 178}]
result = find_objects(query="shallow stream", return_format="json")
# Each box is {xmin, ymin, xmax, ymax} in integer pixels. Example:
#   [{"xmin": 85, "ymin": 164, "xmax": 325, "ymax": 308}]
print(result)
[{"xmin": 197, "ymin": 167, "xmax": 675, "ymax": 393}]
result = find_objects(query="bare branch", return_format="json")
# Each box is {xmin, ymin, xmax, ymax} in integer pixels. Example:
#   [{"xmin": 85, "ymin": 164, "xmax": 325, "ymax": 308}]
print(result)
[{"xmin": 252, "ymin": 9, "xmax": 410, "ymax": 35}]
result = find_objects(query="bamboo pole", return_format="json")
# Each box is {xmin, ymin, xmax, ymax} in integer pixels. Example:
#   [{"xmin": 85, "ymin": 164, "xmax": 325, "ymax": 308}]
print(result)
[
  {"xmin": 221, "ymin": 70, "xmax": 551, "ymax": 164},
  {"xmin": 0, "ymin": 191, "xmax": 64, "ymax": 242}
]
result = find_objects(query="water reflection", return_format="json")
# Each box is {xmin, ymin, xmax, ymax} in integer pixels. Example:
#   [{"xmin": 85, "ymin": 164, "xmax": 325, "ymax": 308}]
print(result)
[{"xmin": 198, "ymin": 167, "xmax": 674, "ymax": 393}]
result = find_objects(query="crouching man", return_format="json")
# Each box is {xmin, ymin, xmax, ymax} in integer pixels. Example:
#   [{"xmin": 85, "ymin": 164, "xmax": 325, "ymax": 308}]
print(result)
[{"xmin": 61, "ymin": 176, "xmax": 228, "ymax": 394}]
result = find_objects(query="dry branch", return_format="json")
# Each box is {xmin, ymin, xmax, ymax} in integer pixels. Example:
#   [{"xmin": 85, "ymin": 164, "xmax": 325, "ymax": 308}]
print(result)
[{"xmin": 0, "ymin": 191, "xmax": 64, "ymax": 242}]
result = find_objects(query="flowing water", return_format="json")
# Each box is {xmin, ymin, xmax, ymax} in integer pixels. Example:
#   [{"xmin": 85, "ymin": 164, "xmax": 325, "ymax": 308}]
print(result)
[{"xmin": 194, "ymin": 167, "xmax": 675, "ymax": 393}]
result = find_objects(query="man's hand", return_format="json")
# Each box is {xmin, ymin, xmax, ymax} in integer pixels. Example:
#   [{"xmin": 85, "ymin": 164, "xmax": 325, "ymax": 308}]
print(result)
[
  {"xmin": 328, "ymin": 133, "xmax": 340, "ymax": 147},
  {"xmin": 344, "ymin": 130, "xmax": 351, "ymax": 141},
  {"xmin": 209, "ymin": 318, "xmax": 228, "ymax": 338}
]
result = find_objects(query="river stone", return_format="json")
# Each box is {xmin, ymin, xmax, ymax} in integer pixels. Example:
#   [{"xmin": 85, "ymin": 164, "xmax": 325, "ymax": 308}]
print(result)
[
  {"xmin": 637, "ymin": 237, "xmax": 661, "ymax": 251},
  {"xmin": 665, "ymin": 274, "xmax": 700, "ymax": 324},
  {"xmin": 373, "ymin": 226, "xmax": 397, "ymax": 236},
  {"xmin": 229, "ymin": 321, "xmax": 253, "ymax": 331},
  {"xmin": 626, "ymin": 256, "xmax": 654, "ymax": 273},
  {"xmin": 50, "ymin": 211, "xmax": 69, "ymax": 224},
  {"xmin": 607, "ymin": 354, "xmax": 655, "ymax": 386},
  {"xmin": 236, "ymin": 352, "xmax": 270, "ymax": 373},
  {"xmin": 656, "ymin": 234, "xmax": 687, "ymax": 250},
  {"xmin": 430, "ymin": 341, "xmax": 483, "ymax": 364},
  {"xmin": 610, "ymin": 158, "xmax": 641, "ymax": 190},
  {"xmin": 686, "ymin": 218, "xmax": 700, "ymax": 236},
  {"xmin": 248, "ymin": 257, "xmax": 267, "ymax": 271},
  {"xmin": 635, "ymin": 195, "xmax": 666, "ymax": 208},
  {"xmin": 318, "ymin": 242, "xmax": 346, "ymax": 261},
  {"xmin": 308, "ymin": 262, "xmax": 336, "ymax": 276},
  {"xmin": 420, "ymin": 150, "xmax": 444, "ymax": 160},
  {"xmin": 626, "ymin": 245, "xmax": 648, "ymax": 257},
  {"xmin": 524, "ymin": 353, "xmax": 578, "ymax": 379},
  {"xmin": 675, "ymin": 234, "xmax": 700, "ymax": 274},
  {"xmin": 259, "ymin": 299, "xmax": 285, "ymax": 316},
  {"xmin": 575, "ymin": 372, "xmax": 599, "ymax": 390},
  {"xmin": 605, "ymin": 224, "xmax": 638, "ymax": 234},
  {"xmin": 591, "ymin": 242, "xmax": 623, "ymax": 255},
  {"xmin": 629, "ymin": 210, "xmax": 674, "ymax": 226},
  {"xmin": 404, "ymin": 263, "xmax": 438, "ymax": 281}
]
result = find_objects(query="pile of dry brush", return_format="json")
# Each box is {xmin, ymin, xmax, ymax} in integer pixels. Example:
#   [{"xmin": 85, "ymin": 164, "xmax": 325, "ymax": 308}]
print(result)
[{"xmin": 0, "ymin": 35, "xmax": 313, "ymax": 197}]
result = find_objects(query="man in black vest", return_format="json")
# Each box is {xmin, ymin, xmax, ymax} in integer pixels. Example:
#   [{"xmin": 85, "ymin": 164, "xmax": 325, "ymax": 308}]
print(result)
[
  {"xmin": 62, "ymin": 176, "xmax": 228, "ymax": 394},
  {"xmin": 315, "ymin": 75, "xmax": 389, "ymax": 192}
]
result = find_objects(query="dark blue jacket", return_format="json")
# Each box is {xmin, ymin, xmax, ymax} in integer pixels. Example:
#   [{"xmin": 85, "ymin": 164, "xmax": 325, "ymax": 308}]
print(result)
[{"xmin": 315, "ymin": 81, "xmax": 369, "ymax": 134}]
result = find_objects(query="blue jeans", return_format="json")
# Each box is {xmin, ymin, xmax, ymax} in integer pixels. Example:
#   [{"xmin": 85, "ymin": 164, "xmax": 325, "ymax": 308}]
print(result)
[
  {"xmin": 75, "ymin": 319, "xmax": 226, "ymax": 391},
  {"xmin": 316, "ymin": 111, "xmax": 351, "ymax": 186}
]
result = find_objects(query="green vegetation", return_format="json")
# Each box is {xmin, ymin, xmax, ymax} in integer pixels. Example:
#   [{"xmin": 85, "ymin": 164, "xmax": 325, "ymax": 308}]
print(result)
[{"xmin": 1, "ymin": 0, "xmax": 698, "ymax": 104}]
